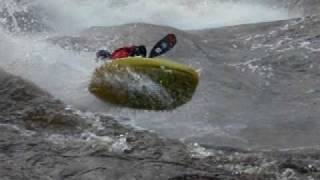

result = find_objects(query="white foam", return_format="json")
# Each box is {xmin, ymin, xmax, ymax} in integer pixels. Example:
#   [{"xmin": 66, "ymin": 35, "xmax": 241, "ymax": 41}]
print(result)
[
  {"xmin": 0, "ymin": 29, "xmax": 103, "ymax": 109},
  {"xmin": 188, "ymin": 142, "xmax": 213, "ymax": 158},
  {"xmin": 24, "ymin": 0, "xmax": 295, "ymax": 32}
]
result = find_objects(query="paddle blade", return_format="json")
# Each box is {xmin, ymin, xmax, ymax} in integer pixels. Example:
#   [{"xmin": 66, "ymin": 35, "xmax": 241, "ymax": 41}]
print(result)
[{"xmin": 149, "ymin": 34, "xmax": 177, "ymax": 58}]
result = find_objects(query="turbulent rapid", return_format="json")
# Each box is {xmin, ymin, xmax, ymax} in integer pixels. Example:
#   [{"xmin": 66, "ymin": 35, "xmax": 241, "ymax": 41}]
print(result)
[
  {"xmin": 1, "ymin": 0, "xmax": 319, "ymax": 151},
  {"xmin": 0, "ymin": 0, "xmax": 294, "ymax": 32},
  {"xmin": 3, "ymin": 0, "xmax": 320, "ymax": 179}
]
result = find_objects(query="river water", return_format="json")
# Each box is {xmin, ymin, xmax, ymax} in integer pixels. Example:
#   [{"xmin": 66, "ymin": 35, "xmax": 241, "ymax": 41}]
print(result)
[{"xmin": 0, "ymin": 0, "xmax": 300, "ymax": 150}]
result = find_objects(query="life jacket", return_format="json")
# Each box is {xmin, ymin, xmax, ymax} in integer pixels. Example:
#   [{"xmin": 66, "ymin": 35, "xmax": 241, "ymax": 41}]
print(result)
[{"xmin": 111, "ymin": 46, "xmax": 135, "ymax": 60}]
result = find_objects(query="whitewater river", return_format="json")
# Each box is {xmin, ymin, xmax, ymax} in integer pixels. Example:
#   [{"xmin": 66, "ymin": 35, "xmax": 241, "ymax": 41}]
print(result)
[{"xmin": 1, "ymin": 0, "xmax": 307, "ymax": 150}]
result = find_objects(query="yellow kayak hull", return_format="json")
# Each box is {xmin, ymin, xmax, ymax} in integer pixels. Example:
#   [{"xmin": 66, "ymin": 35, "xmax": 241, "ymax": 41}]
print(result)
[{"xmin": 89, "ymin": 57, "xmax": 199, "ymax": 110}]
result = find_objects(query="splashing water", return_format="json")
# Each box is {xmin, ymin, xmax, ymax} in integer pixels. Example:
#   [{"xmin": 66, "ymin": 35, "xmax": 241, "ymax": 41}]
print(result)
[
  {"xmin": 41, "ymin": 0, "xmax": 294, "ymax": 31},
  {"xmin": 1, "ymin": 0, "xmax": 296, "ymax": 33},
  {"xmin": 99, "ymin": 68, "xmax": 174, "ymax": 106},
  {"xmin": 0, "ymin": 0, "xmax": 301, "ymax": 149}
]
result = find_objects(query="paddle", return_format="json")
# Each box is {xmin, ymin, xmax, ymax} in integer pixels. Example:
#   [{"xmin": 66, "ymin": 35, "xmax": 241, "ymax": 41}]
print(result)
[{"xmin": 149, "ymin": 34, "xmax": 177, "ymax": 58}]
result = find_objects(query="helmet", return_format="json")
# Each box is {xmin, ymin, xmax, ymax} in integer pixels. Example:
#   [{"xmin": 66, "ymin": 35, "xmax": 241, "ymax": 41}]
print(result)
[
  {"xmin": 96, "ymin": 50, "xmax": 111, "ymax": 60},
  {"xmin": 134, "ymin": 45, "xmax": 147, "ymax": 57}
]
